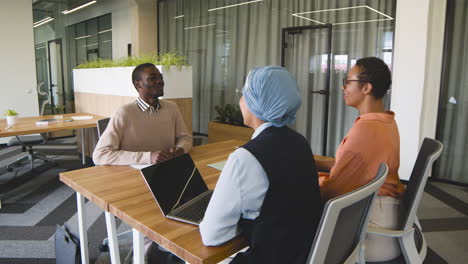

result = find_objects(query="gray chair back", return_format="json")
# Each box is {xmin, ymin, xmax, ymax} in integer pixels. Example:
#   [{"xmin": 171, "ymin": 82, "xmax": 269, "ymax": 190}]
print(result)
[
  {"xmin": 401, "ymin": 137, "xmax": 443, "ymax": 231},
  {"xmin": 307, "ymin": 163, "xmax": 388, "ymax": 264},
  {"xmin": 96, "ymin": 118, "xmax": 110, "ymax": 138}
]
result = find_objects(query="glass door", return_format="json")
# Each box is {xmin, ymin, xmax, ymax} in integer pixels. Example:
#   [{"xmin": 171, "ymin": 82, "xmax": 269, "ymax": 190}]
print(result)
[
  {"xmin": 282, "ymin": 25, "xmax": 332, "ymax": 155},
  {"xmin": 47, "ymin": 38, "xmax": 65, "ymax": 114},
  {"xmin": 35, "ymin": 43, "xmax": 50, "ymax": 115}
]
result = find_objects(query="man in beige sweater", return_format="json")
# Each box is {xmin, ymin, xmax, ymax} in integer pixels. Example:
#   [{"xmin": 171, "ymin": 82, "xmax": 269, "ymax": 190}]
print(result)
[{"xmin": 93, "ymin": 63, "xmax": 192, "ymax": 165}]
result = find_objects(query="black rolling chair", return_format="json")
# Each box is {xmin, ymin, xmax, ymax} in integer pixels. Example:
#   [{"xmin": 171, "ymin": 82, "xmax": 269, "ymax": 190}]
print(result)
[
  {"xmin": 96, "ymin": 117, "xmax": 110, "ymax": 138},
  {"xmin": 94, "ymin": 117, "xmax": 133, "ymax": 251},
  {"xmin": 6, "ymin": 134, "xmax": 54, "ymax": 172}
]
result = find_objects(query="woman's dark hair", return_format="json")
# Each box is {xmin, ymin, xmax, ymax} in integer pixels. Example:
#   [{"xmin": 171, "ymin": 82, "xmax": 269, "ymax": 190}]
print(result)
[
  {"xmin": 355, "ymin": 57, "xmax": 392, "ymax": 99},
  {"xmin": 132, "ymin": 63, "xmax": 156, "ymax": 89}
]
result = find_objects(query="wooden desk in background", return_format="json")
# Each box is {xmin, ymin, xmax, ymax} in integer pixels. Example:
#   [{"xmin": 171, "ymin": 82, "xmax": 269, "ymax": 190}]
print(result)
[
  {"xmin": 0, "ymin": 113, "xmax": 106, "ymax": 165},
  {"xmin": 60, "ymin": 140, "xmax": 248, "ymax": 264}
]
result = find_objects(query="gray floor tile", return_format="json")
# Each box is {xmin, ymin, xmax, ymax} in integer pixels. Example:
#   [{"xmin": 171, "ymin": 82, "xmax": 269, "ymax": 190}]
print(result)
[{"xmin": 424, "ymin": 230, "xmax": 468, "ymax": 264}]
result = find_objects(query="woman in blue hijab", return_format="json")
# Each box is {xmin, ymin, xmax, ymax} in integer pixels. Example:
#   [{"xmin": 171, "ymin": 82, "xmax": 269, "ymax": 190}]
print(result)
[{"xmin": 200, "ymin": 66, "xmax": 322, "ymax": 264}]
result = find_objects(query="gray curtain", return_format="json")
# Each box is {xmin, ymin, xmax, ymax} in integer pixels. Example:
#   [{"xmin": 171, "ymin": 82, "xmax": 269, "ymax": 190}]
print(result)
[
  {"xmin": 159, "ymin": 0, "xmax": 395, "ymax": 155},
  {"xmin": 435, "ymin": 0, "xmax": 468, "ymax": 184}
]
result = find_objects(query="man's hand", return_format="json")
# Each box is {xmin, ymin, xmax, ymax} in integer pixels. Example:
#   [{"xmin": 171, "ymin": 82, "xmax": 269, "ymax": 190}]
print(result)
[
  {"xmin": 150, "ymin": 150, "xmax": 172, "ymax": 164},
  {"xmin": 150, "ymin": 147, "xmax": 185, "ymax": 164},
  {"xmin": 169, "ymin": 147, "xmax": 185, "ymax": 157}
]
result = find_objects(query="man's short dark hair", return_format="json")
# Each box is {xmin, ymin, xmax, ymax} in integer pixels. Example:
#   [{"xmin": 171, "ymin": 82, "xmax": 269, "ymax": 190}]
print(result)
[
  {"xmin": 355, "ymin": 57, "xmax": 392, "ymax": 99},
  {"xmin": 132, "ymin": 63, "xmax": 156, "ymax": 89}
]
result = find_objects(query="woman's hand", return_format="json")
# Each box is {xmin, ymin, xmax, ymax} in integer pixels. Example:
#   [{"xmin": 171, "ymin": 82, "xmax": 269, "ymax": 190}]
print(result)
[{"xmin": 314, "ymin": 155, "xmax": 335, "ymax": 172}]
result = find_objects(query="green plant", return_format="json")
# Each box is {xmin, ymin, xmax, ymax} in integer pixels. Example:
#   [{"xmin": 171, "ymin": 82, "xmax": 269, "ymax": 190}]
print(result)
[
  {"xmin": 54, "ymin": 105, "xmax": 65, "ymax": 114},
  {"xmin": 214, "ymin": 104, "xmax": 244, "ymax": 126},
  {"xmin": 75, "ymin": 51, "xmax": 188, "ymax": 70},
  {"xmin": 4, "ymin": 109, "xmax": 18, "ymax": 116}
]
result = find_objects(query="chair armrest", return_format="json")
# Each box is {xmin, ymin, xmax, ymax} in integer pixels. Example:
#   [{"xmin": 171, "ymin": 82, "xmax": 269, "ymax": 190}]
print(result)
[
  {"xmin": 367, "ymin": 226, "xmax": 414, "ymax": 238},
  {"xmin": 414, "ymin": 217, "xmax": 422, "ymax": 231}
]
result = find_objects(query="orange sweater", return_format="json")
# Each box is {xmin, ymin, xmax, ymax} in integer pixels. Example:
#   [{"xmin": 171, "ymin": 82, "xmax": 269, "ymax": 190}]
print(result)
[{"xmin": 319, "ymin": 111, "xmax": 405, "ymax": 201}]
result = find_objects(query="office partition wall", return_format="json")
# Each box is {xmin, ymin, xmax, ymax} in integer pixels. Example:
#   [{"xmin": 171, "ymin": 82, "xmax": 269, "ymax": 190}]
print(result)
[
  {"xmin": 158, "ymin": 0, "xmax": 396, "ymax": 155},
  {"xmin": 435, "ymin": 0, "xmax": 468, "ymax": 184}
]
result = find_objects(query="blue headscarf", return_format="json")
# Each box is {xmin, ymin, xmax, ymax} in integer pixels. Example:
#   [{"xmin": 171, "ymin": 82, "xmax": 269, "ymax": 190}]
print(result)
[{"xmin": 242, "ymin": 66, "xmax": 302, "ymax": 127}]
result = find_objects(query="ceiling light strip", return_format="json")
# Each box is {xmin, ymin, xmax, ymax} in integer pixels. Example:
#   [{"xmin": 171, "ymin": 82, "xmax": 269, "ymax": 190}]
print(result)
[
  {"xmin": 294, "ymin": 5, "xmax": 366, "ymax": 15},
  {"xmin": 291, "ymin": 14, "xmax": 325, "ymax": 25},
  {"xmin": 208, "ymin": 0, "xmax": 263, "ymax": 12},
  {"xmin": 184, "ymin": 23, "xmax": 216, "ymax": 30},
  {"xmin": 333, "ymin": 18, "xmax": 393, "ymax": 26},
  {"xmin": 34, "ymin": 17, "xmax": 52, "ymax": 25},
  {"xmin": 81, "ymin": 43, "xmax": 98, "ymax": 48},
  {"xmin": 364, "ymin": 5, "xmax": 394, "ymax": 19},
  {"xmin": 62, "ymin": 0, "xmax": 97, "ymax": 14},
  {"xmin": 98, "ymin": 29, "xmax": 112, "ymax": 34},
  {"xmin": 75, "ymin": 35, "xmax": 92, "ymax": 40},
  {"xmin": 33, "ymin": 18, "xmax": 54, "ymax": 27}
]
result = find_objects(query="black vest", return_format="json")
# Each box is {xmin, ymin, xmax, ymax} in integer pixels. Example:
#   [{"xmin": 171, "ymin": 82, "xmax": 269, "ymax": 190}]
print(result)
[{"xmin": 231, "ymin": 126, "xmax": 322, "ymax": 264}]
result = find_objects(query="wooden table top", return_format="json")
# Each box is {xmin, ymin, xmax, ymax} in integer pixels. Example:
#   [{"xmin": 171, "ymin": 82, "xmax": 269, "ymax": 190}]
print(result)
[
  {"xmin": 59, "ymin": 139, "xmax": 333, "ymax": 264},
  {"xmin": 59, "ymin": 139, "xmax": 247, "ymax": 264},
  {"xmin": 0, "ymin": 113, "xmax": 106, "ymax": 137},
  {"xmin": 60, "ymin": 165, "xmax": 146, "ymax": 211},
  {"xmin": 108, "ymin": 139, "xmax": 247, "ymax": 264}
]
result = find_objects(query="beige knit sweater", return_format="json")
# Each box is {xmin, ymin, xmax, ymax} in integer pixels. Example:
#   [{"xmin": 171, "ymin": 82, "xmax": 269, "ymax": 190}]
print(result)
[{"xmin": 93, "ymin": 100, "xmax": 192, "ymax": 165}]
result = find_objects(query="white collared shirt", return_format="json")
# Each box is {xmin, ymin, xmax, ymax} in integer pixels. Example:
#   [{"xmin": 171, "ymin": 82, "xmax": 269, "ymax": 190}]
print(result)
[
  {"xmin": 135, "ymin": 97, "xmax": 160, "ymax": 114},
  {"xmin": 199, "ymin": 122, "xmax": 272, "ymax": 246}
]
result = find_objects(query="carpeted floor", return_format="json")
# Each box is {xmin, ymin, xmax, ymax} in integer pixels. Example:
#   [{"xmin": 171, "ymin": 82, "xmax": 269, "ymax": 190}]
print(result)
[{"xmin": 0, "ymin": 137, "xmax": 467, "ymax": 263}]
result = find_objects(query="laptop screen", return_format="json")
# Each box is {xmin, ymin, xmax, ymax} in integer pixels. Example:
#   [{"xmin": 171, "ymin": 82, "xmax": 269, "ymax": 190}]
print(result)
[{"xmin": 140, "ymin": 154, "xmax": 208, "ymax": 215}]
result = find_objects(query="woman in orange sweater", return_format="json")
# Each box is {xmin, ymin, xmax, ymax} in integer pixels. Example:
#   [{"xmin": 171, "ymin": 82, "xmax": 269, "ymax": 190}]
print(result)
[{"xmin": 317, "ymin": 57, "xmax": 405, "ymax": 262}]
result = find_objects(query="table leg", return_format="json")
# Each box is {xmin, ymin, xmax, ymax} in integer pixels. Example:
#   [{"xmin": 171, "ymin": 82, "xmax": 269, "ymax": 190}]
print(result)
[
  {"xmin": 133, "ymin": 228, "xmax": 144, "ymax": 264},
  {"xmin": 105, "ymin": 212, "xmax": 121, "ymax": 264},
  {"xmin": 77, "ymin": 193, "xmax": 89, "ymax": 264},
  {"xmin": 81, "ymin": 128, "xmax": 86, "ymax": 165}
]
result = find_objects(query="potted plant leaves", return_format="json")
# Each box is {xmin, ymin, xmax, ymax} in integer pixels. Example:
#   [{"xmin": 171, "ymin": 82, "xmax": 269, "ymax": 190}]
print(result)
[{"xmin": 208, "ymin": 104, "xmax": 253, "ymax": 143}]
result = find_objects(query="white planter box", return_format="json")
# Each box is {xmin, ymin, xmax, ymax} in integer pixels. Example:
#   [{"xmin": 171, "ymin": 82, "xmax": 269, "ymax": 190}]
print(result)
[{"xmin": 73, "ymin": 65, "xmax": 192, "ymax": 99}]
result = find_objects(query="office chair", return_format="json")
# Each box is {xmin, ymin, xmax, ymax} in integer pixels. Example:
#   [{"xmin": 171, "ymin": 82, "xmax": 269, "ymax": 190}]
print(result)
[
  {"xmin": 307, "ymin": 163, "xmax": 388, "ymax": 264},
  {"xmin": 96, "ymin": 117, "xmax": 110, "ymax": 137},
  {"xmin": 366, "ymin": 138, "xmax": 443, "ymax": 264},
  {"xmin": 5, "ymin": 83, "xmax": 55, "ymax": 172},
  {"xmin": 94, "ymin": 117, "xmax": 133, "ymax": 251},
  {"xmin": 37, "ymin": 81, "xmax": 50, "ymax": 116},
  {"xmin": 6, "ymin": 135, "xmax": 52, "ymax": 171}
]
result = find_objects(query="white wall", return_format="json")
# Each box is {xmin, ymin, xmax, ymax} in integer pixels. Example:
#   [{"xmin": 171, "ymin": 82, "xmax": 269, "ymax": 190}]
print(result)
[
  {"xmin": 421, "ymin": 0, "xmax": 447, "ymax": 142},
  {"xmin": 391, "ymin": 0, "xmax": 446, "ymax": 180},
  {"xmin": 0, "ymin": 0, "xmax": 40, "ymax": 144}
]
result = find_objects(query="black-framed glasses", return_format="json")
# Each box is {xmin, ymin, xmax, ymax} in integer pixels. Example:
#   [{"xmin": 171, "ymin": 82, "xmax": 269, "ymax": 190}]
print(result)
[
  {"xmin": 342, "ymin": 77, "xmax": 366, "ymax": 87},
  {"xmin": 235, "ymin": 89, "xmax": 243, "ymax": 99}
]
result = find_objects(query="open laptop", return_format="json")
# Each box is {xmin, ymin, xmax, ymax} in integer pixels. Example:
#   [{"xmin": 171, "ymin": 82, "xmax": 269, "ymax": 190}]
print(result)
[{"xmin": 140, "ymin": 153, "xmax": 213, "ymax": 225}]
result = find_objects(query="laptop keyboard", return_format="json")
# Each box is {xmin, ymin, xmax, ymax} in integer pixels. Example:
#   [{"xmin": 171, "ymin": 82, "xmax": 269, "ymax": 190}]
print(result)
[{"xmin": 171, "ymin": 192, "xmax": 213, "ymax": 223}]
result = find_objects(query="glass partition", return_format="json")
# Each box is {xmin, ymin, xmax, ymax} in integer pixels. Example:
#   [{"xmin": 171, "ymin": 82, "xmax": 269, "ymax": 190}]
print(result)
[
  {"xmin": 159, "ymin": 0, "xmax": 396, "ymax": 155},
  {"xmin": 32, "ymin": 1, "xmax": 112, "ymax": 115},
  {"xmin": 435, "ymin": 0, "xmax": 468, "ymax": 184}
]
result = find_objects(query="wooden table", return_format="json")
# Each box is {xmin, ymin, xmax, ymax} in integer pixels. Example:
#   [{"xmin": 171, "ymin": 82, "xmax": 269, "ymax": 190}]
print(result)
[
  {"xmin": 60, "ymin": 165, "xmax": 146, "ymax": 264},
  {"xmin": 0, "ymin": 113, "xmax": 106, "ymax": 165},
  {"xmin": 60, "ymin": 140, "xmax": 248, "ymax": 264}
]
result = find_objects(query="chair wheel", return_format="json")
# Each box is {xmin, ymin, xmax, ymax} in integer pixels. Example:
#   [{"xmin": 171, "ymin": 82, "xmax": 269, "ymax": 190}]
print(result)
[{"xmin": 99, "ymin": 244, "xmax": 109, "ymax": 252}]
